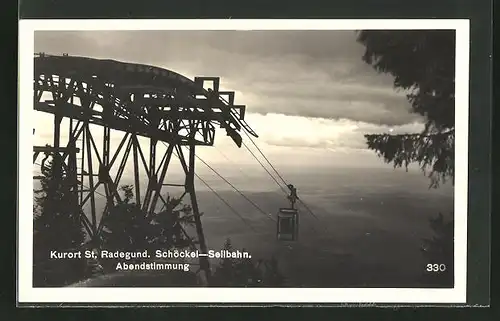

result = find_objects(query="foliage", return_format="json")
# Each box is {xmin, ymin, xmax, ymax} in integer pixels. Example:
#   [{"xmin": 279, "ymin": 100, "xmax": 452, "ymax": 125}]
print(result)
[
  {"xmin": 33, "ymin": 163, "xmax": 287, "ymax": 287},
  {"xmin": 98, "ymin": 190, "xmax": 287, "ymax": 286},
  {"xmin": 357, "ymin": 30, "xmax": 455, "ymax": 131},
  {"xmin": 357, "ymin": 31, "xmax": 456, "ymax": 287},
  {"xmin": 421, "ymin": 213, "xmax": 454, "ymax": 287},
  {"xmin": 33, "ymin": 158, "xmax": 88, "ymax": 286},
  {"xmin": 211, "ymin": 238, "xmax": 285, "ymax": 287},
  {"xmin": 357, "ymin": 30, "xmax": 456, "ymax": 187},
  {"xmin": 89, "ymin": 192, "xmax": 287, "ymax": 286},
  {"xmin": 365, "ymin": 130, "xmax": 454, "ymax": 188},
  {"xmin": 98, "ymin": 185, "xmax": 196, "ymax": 272}
]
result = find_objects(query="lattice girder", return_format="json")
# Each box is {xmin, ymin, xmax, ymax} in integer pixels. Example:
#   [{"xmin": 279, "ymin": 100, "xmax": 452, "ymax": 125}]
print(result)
[{"xmin": 34, "ymin": 54, "xmax": 257, "ymax": 147}]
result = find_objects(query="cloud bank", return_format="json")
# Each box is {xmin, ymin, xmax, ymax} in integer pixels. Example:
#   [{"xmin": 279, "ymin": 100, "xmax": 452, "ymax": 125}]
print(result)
[{"xmin": 33, "ymin": 30, "xmax": 425, "ymax": 163}]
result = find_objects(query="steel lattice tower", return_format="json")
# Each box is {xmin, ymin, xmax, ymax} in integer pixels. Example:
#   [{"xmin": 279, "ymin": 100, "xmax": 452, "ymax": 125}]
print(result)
[{"xmin": 32, "ymin": 53, "xmax": 258, "ymax": 284}]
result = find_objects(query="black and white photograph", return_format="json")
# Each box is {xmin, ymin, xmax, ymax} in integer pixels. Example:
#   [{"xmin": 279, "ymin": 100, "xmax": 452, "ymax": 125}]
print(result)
[{"xmin": 18, "ymin": 20, "xmax": 469, "ymax": 304}]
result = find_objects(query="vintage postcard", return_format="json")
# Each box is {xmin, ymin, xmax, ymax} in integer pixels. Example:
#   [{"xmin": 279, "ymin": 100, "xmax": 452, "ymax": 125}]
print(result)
[{"xmin": 18, "ymin": 19, "xmax": 470, "ymax": 304}]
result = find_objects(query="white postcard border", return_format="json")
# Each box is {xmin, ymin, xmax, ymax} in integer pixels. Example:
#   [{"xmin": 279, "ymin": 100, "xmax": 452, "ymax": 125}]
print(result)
[{"xmin": 18, "ymin": 19, "xmax": 469, "ymax": 303}]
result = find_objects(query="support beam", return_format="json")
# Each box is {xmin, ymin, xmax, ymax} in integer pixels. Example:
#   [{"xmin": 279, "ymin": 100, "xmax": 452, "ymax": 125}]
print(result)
[
  {"xmin": 33, "ymin": 55, "xmax": 259, "ymax": 287},
  {"xmin": 146, "ymin": 143, "xmax": 175, "ymax": 215},
  {"xmin": 85, "ymin": 125, "xmax": 98, "ymax": 238},
  {"xmin": 132, "ymin": 136, "xmax": 141, "ymax": 207},
  {"xmin": 186, "ymin": 143, "xmax": 211, "ymax": 284},
  {"xmin": 33, "ymin": 146, "xmax": 80, "ymax": 154}
]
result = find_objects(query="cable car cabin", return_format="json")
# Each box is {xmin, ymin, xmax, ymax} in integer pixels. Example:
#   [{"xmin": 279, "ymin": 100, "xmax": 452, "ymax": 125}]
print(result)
[{"xmin": 277, "ymin": 208, "xmax": 299, "ymax": 241}]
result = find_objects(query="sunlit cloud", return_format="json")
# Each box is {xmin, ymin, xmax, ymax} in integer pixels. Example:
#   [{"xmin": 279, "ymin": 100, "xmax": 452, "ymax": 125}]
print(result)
[{"xmin": 32, "ymin": 30, "xmax": 426, "ymax": 171}]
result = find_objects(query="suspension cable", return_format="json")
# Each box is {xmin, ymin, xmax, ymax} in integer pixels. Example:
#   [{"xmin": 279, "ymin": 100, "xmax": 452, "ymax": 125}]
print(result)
[
  {"xmin": 190, "ymin": 150, "xmax": 275, "ymax": 222},
  {"xmin": 214, "ymin": 144, "xmax": 284, "ymax": 196},
  {"xmin": 214, "ymin": 144, "xmax": 288, "ymax": 212},
  {"xmin": 36, "ymin": 157, "xmax": 260, "ymax": 237},
  {"xmin": 242, "ymin": 130, "xmax": 288, "ymax": 187},
  {"xmin": 163, "ymin": 147, "xmax": 261, "ymax": 233},
  {"xmin": 193, "ymin": 173, "xmax": 258, "ymax": 233},
  {"xmin": 241, "ymin": 133, "xmax": 321, "ymax": 221},
  {"xmin": 213, "ymin": 145, "xmax": 251, "ymax": 178},
  {"xmin": 241, "ymin": 141, "xmax": 289, "ymax": 196},
  {"xmin": 157, "ymin": 142, "xmax": 275, "ymax": 226}
]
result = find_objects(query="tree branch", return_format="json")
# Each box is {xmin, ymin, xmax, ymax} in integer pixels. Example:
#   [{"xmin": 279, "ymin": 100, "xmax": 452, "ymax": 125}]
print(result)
[{"xmin": 365, "ymin": 130, "xmax": 454, "ymax": 188}]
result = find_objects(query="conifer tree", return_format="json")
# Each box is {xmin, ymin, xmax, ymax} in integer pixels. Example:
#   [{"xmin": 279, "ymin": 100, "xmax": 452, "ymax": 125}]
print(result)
[
  {"xmin": 33, "ymin": 157, "xmax": 87, "ymax": 286},
  {"xmin": 99, "ymin": 185, "xmax": 196, "ymax": 272},
  {"xmin": 357, "ymin": 30, "xmax": 455, "ymax": 188},
  {"xmin": 211, "ymin": 238, "xmax": 285, "ymax": 287},
  {"xmin": 357, "ymin": 30, "xmax": 455, "ymax": 286}
]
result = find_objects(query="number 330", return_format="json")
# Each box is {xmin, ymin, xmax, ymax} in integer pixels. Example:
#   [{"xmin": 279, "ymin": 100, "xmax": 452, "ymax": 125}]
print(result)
[{"xmin": 426, "ymin": 264, "xmax": 447, "ymax": 272}]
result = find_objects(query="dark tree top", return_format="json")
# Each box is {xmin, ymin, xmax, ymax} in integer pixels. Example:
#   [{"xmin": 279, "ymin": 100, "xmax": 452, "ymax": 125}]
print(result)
[
  {"xmin": 357, "ymin": 30, "xmax": 456, "ymax": 133},
  {"xmin": 356, "ymin": 30, "xmax": 456, "ymax": 186}
]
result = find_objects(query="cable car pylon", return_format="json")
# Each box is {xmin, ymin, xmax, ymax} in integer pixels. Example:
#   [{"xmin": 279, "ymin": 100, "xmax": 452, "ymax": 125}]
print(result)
[{"xmin": 32, "ymin": 53, "xmax": 258, "ymax": 285}]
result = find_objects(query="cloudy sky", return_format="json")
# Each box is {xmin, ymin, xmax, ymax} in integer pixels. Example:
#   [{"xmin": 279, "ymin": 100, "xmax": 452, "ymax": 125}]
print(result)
[{"xmin": 33, "ymin": 30, "xmax": 425, "ymax": 171}]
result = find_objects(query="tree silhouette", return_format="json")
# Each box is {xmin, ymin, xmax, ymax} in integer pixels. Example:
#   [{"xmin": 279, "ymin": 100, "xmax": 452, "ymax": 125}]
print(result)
[
  {"xmin": 357, "ymin": 30, "xmax": 455, "ymax": 188},
  {"xmin": 33, "ymin": 157, "xmax": 286, "ymax": 287},
  {"xmin": 420, "ymin": 213, "xmax": 454, "ymax": 286},
  {"xmin": 65, "ymin": 186, "xmax": 287, "ymax": 287},
  {"xmin": 357, "ymin": 30, "xmax": 455, "ymax": 287},
  {"xmin": 211, "ymin": 238, "xmax": 285, "ymax": 287},
  {"xmin": 98, "ymin": 185, "xmax": 196, "ymax": 272},
  {"xmin": 33, "ymin": 157, "xmax": 88, "ymax": 286}
]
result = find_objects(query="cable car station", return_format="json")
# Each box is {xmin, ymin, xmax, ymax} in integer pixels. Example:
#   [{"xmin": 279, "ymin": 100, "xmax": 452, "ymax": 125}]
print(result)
[{"xmin": 32, "ymin": 53, "xmax": 313, "ymax": 285}]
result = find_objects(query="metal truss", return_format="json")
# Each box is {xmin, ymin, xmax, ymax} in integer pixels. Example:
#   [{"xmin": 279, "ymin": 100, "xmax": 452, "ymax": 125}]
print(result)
[{"xmin": 32, "ymin": 53, "xmax": 258, "ymax": 284}]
